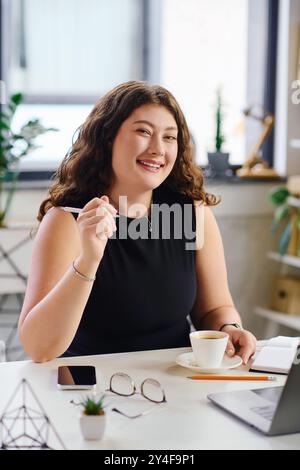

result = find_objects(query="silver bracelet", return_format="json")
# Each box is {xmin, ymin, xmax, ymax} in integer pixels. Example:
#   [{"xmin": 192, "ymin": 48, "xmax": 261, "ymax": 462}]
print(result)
[{"xmin": 72, "ymin": 260, "xmax": 96, "ymax": 282}]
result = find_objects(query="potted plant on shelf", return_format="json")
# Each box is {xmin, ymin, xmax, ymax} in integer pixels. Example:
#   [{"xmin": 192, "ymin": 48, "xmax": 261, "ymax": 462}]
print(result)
[
  {"xmin": 269, "ymin": 176, "xmax": 300, "ymax": 257},
  {"xmin": 78, "ymin": 393, "xmax": 107, "ymax": 440},
  {"xmin": 207, "ymin": 88, "xmax": 231, "ymax": 177},
  {"xmin": 0, "ymin": 92, "xmax": 57, "ymax": 227}
]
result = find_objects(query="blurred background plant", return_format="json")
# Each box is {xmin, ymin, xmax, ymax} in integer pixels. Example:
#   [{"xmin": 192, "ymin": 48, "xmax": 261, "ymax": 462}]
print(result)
[
  {"xmin": 269, "ymin": 176, "xmax": 300, "ymax": 257},
  {"xmin": 207, "ymin": 87, "xmax": 232, "ymax": 177},
  {"xmin": 0, "ymin": 93, "xmax": 58, "ymax": 227},
  {"xmin": 214, "ymin": 87, "xmax": 225, "ymax": 153}
]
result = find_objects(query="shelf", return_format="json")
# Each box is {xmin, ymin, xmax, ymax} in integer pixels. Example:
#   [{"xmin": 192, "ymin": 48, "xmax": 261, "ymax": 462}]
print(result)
[
  {"xmin": 267, "ymin": 252, "xmax": 300, "ymax": 269},
  {"xmin": 255, "ymin": 307, "xmax": 300, "ymax": 331}
]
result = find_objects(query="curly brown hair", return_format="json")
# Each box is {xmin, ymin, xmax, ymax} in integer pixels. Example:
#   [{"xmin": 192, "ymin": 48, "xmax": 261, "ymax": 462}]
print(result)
[{"xmin": 38, "ymin": 80, "xmax": 219, "ymax": 221}]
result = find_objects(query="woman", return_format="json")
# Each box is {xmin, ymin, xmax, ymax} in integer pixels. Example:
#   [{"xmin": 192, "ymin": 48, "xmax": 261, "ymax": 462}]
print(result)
[{"xmin": 18, "ymin": 80, "xmax": 256, "ymax": 363}]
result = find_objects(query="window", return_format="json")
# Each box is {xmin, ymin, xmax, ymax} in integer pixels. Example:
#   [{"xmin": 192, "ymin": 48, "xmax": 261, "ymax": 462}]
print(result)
[
  {"xmin": 1, "ymin": 0, "xmax": 269, "ymax": 174},
  {"xmin": 11, "ymin": 104, "xmax": 93, "ymax": 171},
  {"xmin": 9, "ymin": 0, "xmax": 143, "ymax": 101},
  {"xmin": 3, "ymin": 0, "xmax": 147, "ymax": 172},
  {"xmin": 160, "ymin": 0, "xmax": 249, "ymax": 166}
]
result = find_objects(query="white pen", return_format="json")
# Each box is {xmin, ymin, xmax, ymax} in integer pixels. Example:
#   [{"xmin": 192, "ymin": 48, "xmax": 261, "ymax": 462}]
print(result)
[{"xmin": 63, "ymin": 206, "xmax": 120, "ymax": 217}]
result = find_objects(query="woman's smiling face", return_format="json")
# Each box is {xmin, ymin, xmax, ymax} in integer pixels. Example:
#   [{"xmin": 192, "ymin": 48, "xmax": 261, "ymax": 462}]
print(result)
[{"xmin": 111, "ymin": 103, "xmax": 178, "ymax": 192}]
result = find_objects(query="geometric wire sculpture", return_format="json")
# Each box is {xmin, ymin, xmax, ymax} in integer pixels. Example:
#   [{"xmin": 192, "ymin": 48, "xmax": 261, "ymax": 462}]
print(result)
[{"xmin": 0, "ymin": 379, "xmax": 66, "ymax": 450}]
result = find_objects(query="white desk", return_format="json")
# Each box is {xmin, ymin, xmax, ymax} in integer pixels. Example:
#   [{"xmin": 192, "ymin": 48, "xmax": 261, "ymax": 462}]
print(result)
[{"xmin": 0, "ymin": 347, "xmax": 298, "ymax": 450}]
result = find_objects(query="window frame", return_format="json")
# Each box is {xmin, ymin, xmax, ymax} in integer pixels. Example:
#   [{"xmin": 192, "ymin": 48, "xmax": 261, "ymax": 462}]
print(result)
[
  {"xmin": 263, "ymin": 0, "xmax": 279, "ymax": 167},
  {"xmin": 3, "ymin": 0, "xmax": 159, "ymax": 105},
  {"xmin": 0, "ymin": 0, "xmax": 162, "ymax": 181},
  {"xmin": 0, "ymin": 0, "xmax": 277, "ymax": 182}
]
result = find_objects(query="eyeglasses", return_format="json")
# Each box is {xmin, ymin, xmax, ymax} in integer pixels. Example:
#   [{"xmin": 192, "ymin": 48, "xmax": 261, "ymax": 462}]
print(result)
[
  {"xmin": 70, "ymin": 372, "xmax": 167, "ymax": 419},
  {"xmin": 107, "ymin": 373, "xmax": 167, "ymax": 419}
]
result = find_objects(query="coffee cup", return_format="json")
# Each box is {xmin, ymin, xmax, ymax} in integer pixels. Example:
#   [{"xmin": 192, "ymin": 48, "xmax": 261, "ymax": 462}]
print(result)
[{"xmin": 189, "ymin": 330, "xmax": 229, "ymax": 368}]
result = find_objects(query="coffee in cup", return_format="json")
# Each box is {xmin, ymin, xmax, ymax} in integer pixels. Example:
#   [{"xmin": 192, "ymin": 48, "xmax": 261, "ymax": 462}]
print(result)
[{"xmin": 189, "ymin": 330, "xmax": 229, "ymax": 368}]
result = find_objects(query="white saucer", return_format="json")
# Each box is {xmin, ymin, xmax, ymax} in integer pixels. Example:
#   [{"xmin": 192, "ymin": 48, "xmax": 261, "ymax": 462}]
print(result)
[{"xmin": 175, "ymin": 352, "xmax": 242, "ymax": 373}]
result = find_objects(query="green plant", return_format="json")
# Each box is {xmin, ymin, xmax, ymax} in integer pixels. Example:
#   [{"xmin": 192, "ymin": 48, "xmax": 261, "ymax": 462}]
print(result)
[
  {"xmin": 79, "ymin": 394, "xmax": 106, "ymax": 416},
  {"xmin": 269, "ymin": 186, "xmax": 300, "ymax": 256},
  {"xmin": 0, "ymin": 92, "xmax": 57, "ymax": 226},
  {"xmin": 214, "ymin": 88, "xmax": 225, "ymax": 153}
]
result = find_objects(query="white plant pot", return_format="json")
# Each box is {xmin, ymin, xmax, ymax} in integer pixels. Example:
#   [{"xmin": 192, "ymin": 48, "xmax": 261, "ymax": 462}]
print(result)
[{"xmin": 79, "ymin": 412, "xmax": 106, "ymax": 440}]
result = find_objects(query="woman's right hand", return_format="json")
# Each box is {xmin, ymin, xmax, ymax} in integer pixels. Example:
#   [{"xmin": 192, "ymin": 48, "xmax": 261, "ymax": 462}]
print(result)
[{"xmin": 76, "ymin": 195, "xmax": 117, "ymax": 263}]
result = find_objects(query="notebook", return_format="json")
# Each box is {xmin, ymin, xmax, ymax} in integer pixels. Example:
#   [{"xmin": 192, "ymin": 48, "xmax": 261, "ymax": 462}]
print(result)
[{"xmin": 250, "ymin": 336, "xmax": 300, "ymax": 374}]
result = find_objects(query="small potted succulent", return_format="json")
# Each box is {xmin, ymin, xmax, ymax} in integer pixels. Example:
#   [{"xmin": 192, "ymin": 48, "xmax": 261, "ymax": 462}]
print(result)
[
  {"xmin": 78, "ymin": 394, "xmax": 106, "ymax": 440},
  {"xmin": 207, "ymin": 87, "xmax": 231, "ymax": 177}
]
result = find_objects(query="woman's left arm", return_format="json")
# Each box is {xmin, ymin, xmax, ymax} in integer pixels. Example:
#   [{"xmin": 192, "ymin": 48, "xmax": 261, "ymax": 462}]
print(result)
[{"xmin": 190, "ymin": 202, "xmax": 256, "ymax": 364}]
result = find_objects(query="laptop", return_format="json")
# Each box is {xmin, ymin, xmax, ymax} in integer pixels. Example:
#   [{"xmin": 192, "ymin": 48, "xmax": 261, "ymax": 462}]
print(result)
[{"xmin": 207, "ymin": 359, "xmax": 300, "ymax": 436}]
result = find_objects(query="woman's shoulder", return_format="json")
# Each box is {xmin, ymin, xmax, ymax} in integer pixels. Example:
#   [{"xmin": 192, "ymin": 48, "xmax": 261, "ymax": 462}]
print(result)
[
  {"xmin": 29, "ymin": 206, "xmax": 81, "ymax": 276},
  {"xmin": 37, "ymin": 206, "xmax": 79, "ymax": 244},
  {"xmin": 53, "ymin": 195, "xmax": 92, "ymax": 220}
]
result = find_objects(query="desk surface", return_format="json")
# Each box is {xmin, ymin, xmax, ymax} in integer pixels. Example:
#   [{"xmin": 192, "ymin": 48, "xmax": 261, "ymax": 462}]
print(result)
[{"xmin": 0, "ymin": 347, "xmax": 298, "ymax": 450}]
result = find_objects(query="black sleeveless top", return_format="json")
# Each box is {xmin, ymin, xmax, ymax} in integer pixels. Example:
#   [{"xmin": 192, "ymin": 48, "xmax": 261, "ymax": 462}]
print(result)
[{"xmin": 63, "ymin": 184, "xmax": 197, "ymax": 357}]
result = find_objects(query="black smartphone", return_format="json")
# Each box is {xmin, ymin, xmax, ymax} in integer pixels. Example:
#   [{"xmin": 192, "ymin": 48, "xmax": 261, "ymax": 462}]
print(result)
[{"xmin": 57, "ymin": 365, "xmax": 97, "ymax": 390}]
